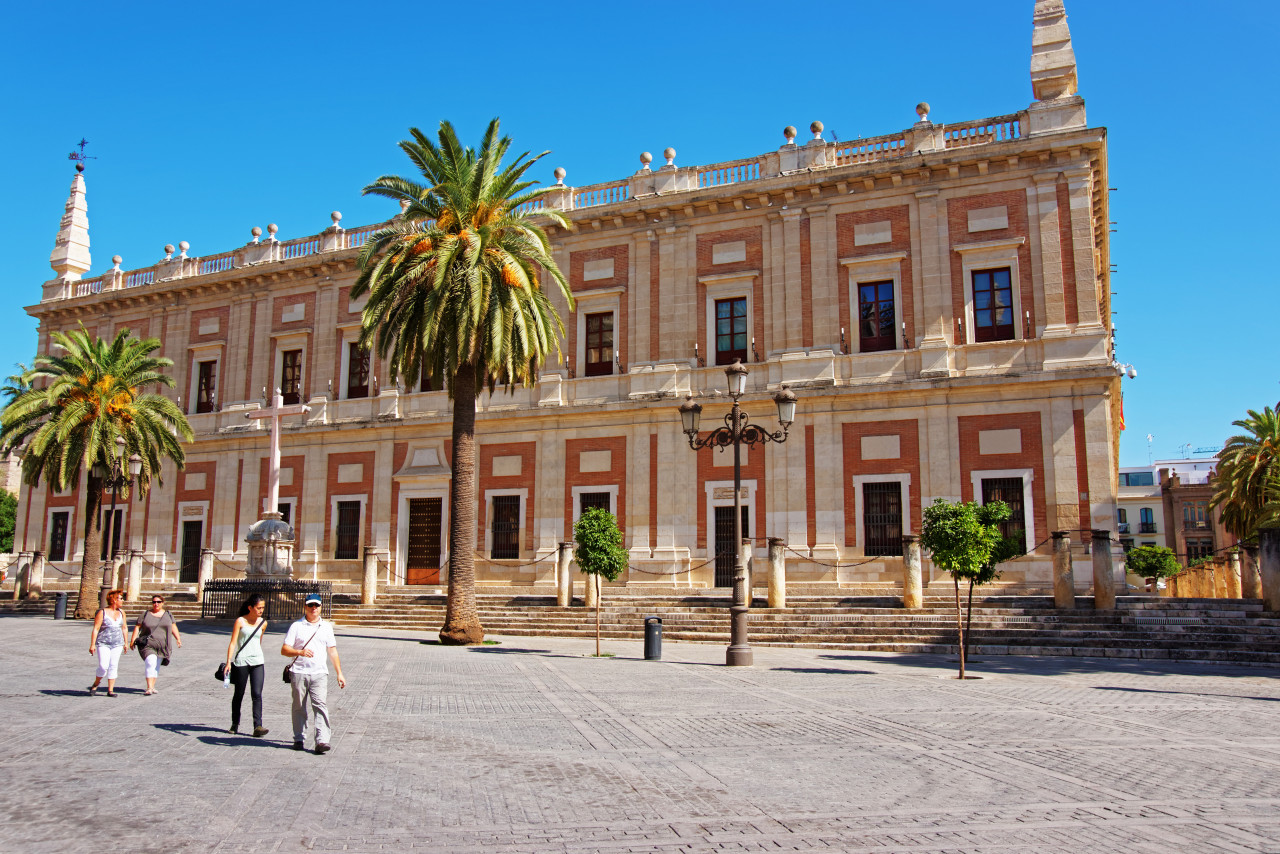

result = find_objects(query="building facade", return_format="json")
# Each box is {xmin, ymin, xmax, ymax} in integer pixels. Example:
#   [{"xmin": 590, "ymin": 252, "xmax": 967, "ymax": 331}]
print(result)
[{"xmin": 16, "ymin": 1, "xmax": 1121, "ymax": 595}]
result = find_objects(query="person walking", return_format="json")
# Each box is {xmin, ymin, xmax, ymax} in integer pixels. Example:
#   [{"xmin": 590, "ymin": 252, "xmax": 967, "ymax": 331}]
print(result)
[
  {"xmin": 128, "ymin": 594, "xmax": 182, "ymax": 695},
  {"xmin": 224, "ymin": 594, "xmax": 269, "ymax": 737},
  {"xmin": 88, "ymin": 589, "xmax": 127, "ymax": 697},
  {"xmin": 281, "ymin": 594, "xmax": 345, "ymax": 754}
]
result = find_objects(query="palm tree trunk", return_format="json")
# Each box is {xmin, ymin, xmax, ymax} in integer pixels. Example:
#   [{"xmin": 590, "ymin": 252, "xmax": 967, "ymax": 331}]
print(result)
[
  {"xmin": 440, "ymin": 366, "xmax": 485, "ymax": 645},
  {"xmin": 75, "ymin": 474, "xmax": 105, "ymax": 620}
]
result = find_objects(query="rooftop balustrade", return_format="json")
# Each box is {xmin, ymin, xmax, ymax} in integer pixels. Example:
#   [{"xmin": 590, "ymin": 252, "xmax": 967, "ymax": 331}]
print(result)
[{"xmin": 45, "ymin": 109, "xmax": 1033, "ymax": 304}]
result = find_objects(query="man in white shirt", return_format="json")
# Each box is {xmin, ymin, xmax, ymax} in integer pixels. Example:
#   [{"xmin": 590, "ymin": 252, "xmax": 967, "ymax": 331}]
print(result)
[{"xmin": 281, "ymin": 593, "xmax": 345, "ymax": 754}]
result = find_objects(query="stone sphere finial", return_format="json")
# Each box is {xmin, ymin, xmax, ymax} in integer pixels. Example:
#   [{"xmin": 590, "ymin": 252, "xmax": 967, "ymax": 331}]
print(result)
[
  {"xmin": 663, "ymin": 147, "xmax": 676, "ymax": 166},
  {"xmin": 163, "ymin": 244, "xmax": 175, "ymax": 259},
  {"xmin": 267, "ymin": 223, "xmax": 279, "ymax": 236},
  {"xmin": 112, "ymin": 255, "xmax": 122, "ymax": 269},
  {"xmin": 810, "ymin": 121, "xmax": 824, "ymax": 140},
  {"xmin": 331, "ymin": 211, "xmax": 342, "ymax": 224},
  {"xmin": 639, "ymin": 151, "xmax": 653, "ymax": 168},
  {"xmin": 251, "ymin": 226, "xmax": 262, "ymax": 243},
  {"xmin": 75, "ymin": 162, "xmax": 85, "ymax": 173},
  {"xmin": 916, "ymin": 101, "xmax": 931, "ymax": 121},
  {"xmin": 783, "ymin": 125, "xmax": 797, "ymax": 144},
  {"xmin": 553, "ymin": 167, "xmax": 566, "ymax": 185}
]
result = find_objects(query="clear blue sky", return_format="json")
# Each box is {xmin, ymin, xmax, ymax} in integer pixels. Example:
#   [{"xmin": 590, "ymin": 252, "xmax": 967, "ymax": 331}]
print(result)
[{"xmin": 1, "ymin": 1, "xmax": 1274, "ymax": 468}]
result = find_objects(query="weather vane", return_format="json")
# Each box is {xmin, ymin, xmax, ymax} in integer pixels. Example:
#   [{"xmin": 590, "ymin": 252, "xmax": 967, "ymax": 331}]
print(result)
[{"xmin": 67, "ymin": 138, "xmax": 96, "ymax": 173}]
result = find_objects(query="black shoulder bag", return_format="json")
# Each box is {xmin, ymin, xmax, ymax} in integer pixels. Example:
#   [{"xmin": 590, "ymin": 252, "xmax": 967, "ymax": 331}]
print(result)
[{"xmin": 215, "ymin": 619, "xmax": 265, "ymax": 682}]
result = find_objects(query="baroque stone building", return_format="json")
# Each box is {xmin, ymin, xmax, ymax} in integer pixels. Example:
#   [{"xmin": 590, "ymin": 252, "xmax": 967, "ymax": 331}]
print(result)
[{"xmin": 16, "ymin": 1, "xmax": 1121, "ymax": 596}]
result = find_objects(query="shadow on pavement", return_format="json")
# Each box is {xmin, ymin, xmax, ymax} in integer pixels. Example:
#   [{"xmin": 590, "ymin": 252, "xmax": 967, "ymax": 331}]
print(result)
[
  {"xmin": 770, "ymin": 667, "xmax": 878, "ymax": 676},
  {"xmin": 1095, "ymin": 686, "xmax": 1280, "ymax": 702},
  {"xmin": 816, "ymin": 652, "xmax": 1280, "ymax": 678},
  {"xmin": 154, "ymin": 722, "xmax": 296, "ymax": 749}
]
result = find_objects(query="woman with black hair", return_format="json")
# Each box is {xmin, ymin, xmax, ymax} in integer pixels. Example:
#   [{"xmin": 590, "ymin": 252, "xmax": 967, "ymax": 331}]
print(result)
[{"xmin": 223, "ymin": 595, "xmax": 269, "ymax": 737}]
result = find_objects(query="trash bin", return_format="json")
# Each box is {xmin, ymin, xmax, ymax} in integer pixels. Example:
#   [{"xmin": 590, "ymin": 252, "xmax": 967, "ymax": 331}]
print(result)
[
  {"xmin": 644, "ymin": 616, "xmax": 662, "ymax": 660},
  {"xmin": 54, "ymin": 592, "xmax": 68, "ymax": 620}
]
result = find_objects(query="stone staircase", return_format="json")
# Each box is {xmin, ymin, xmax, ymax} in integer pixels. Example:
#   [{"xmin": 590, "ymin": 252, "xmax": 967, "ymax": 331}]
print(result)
[
  {"xmin": 5, "ymin": 584, "xmax": 1279, "ymax": 664},
  {"xmin": 319, "ymin": 587, "xmax": 1280, "ymax": 665}
]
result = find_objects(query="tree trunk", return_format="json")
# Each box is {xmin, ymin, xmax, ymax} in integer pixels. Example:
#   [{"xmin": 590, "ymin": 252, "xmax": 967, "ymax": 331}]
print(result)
[
  {"xmin": 595, "ymin": 575, "xmax": 601, "ymax": 657},
  {"xmin": 75, "ymin": 473, "xmax": 105, "ymax": 620},
  {"xmin": 439, "ymin": 367, "xmax": 485, "ymax": 645},
  {"xmin": 953, "ymin": 574, "xmax": 965, "ymax": 679},
  {"xmin": 963, "ymin": 579, "xmax": 975, "ymax": 664}
]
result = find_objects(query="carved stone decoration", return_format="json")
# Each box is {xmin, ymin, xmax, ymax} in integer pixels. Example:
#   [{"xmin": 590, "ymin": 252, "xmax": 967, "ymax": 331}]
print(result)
[
  {"xmin": 1031, "ymin": 0, "xmax": 1078, "ymax": 101},
  {"xmin": 49, "ymin": 173, "xmax": 91, "ymax": 281},
  {"xmin": 244, "ymin": 512, "xmax": 295, "ymax": 576}
]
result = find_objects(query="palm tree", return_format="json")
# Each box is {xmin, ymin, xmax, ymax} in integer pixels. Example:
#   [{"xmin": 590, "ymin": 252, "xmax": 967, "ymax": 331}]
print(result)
[
  {"xmin": 0, "ymin": 328, "xmax": 193, "ymax": 618},
  {"xmin": 353, "ymin": 119, "xmax": 572, "ymax": 645},
  {"xmin": 1211, "ymin": 404, "xmax": 1280, "ymax": 542}
]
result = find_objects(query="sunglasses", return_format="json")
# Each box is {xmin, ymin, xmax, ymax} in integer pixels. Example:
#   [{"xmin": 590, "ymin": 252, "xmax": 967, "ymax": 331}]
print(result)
[
  {"xmin": 305, "ymin": 603, "xmax": 321, "ymax": 608},
  {"xmin": 151, "ymin": 600, "xmax": 164, "ymax": 604}
]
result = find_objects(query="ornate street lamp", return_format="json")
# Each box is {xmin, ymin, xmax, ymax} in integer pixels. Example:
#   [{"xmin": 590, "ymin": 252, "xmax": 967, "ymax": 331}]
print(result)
[{"xmin": 678, "ymin": 360, "xmax": 798, "ymax": 666}]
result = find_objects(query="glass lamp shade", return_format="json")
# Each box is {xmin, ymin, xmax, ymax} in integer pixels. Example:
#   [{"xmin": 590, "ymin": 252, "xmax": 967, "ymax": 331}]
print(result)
[
  {"xmin": 774, "ymin": 385, "xmax": 798, "ymax": 426},
  {"xmin": 128, "ymin": 453, "xmax": 143, "ymax": 477},
  {"xmin": 114, "ymin": 436, "xmax": 127, "ymax": 458},
  {"xmin": 725, "ymin": 359, "xmax": 748, "ymax": 396},
  {"xmin": 678, "ymin": 396, "xmax": 703, "ymax": 435},
  {"xmin": 91, "ymin": 462, "xmax": 107, "ymax": 480}
]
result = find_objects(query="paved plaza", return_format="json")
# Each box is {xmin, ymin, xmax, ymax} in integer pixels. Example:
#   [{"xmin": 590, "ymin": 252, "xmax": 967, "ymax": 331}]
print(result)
[{"xmin": 1, "ymin": 614, "xmax": 1279, "ymax": 853}]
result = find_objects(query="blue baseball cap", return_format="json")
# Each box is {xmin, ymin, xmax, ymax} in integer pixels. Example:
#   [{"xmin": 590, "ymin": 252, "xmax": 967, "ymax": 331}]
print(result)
[{"xmin": 304, "ymin": 594, "xmax": 322, "ymax": 606}]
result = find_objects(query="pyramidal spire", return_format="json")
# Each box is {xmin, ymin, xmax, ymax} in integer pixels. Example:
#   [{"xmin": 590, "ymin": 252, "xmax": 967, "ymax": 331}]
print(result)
[
  {"xmin": 49, "ymin": 165, "xmax": 91, "ymax": 281},
  {"xmin": 1031, "ymin": 0, "xmax": 1079, "ymax": 101}
]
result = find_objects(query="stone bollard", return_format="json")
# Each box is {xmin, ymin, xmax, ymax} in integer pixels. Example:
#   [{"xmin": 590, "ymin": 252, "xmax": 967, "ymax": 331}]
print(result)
[
  {"xmin": 1242, "ymin": 546, "xmax": 1263, "ymax": 600},
  {"xmin": 1259, "ymin": 528, "xmax": 1280, "ymax": 612},
  {"xmin": 112, "ymin": 551, "xmax": 128, "ymax": 592},
  {"xmin": 13, "ymin": 552, "xmax": 31, "ymax": 600},
  {"xmin": 126, "ymin": 550, "xmax": 142, "ymax": 604},
  {"xmin": 584, "ymin": 569, "xmax": 598, "ymax": 609},
  {"xmin": 1052, "ymin": 531, "xmax": 1074, "ymax": 608},
  {"xmin": 768, "ymin": 537, "xmax": 787, "ymax": 609},
  {"xmin": 196, "ymin": 548, "xmax": 214, "ymax": 604},
  {"xmin": 1091, "ymin": 529, "xmax": 1116, "ymax": 610},
  {"xmin": 556, "ymin": 542, "xmax": 572, "ymax": 607},
  {"xmin": 902, "ymin": 535, "xmax": 923, "ymax": 609},
  {"xmin": 362, "ymin": 547, "xmax": 378, "ymax": 605},
  {"xmin": 29, "ymin": 551, "xmax": 46, "ymax": 599},
  {"xmin": 1225, "ymin": 552, "xmax": 1242, "ymax": 599}
]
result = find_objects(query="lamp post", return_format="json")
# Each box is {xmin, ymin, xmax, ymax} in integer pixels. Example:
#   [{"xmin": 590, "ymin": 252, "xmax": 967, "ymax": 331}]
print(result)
[
  {"xmin": 679, "ymin": 360, "xmax": 797, "ymax": 666},
  {"xmin": 92, "ymin": 438, "xmax": 142, "ymax": 606}
]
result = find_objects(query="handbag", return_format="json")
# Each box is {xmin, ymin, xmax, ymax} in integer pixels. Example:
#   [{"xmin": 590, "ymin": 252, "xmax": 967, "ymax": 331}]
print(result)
[
  {"xmin": 283, "ymin": 625, "xmax": 320, "ymax": 684},
  {"xmin": 215, "ymin": 619, "xmax": 265, "ymax": 681}
]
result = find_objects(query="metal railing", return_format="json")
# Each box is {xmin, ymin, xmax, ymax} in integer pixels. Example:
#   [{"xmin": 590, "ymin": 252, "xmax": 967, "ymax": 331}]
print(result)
[{"xmin": 200, "ymin": 578, "xmax": 332, "ymax": 622}]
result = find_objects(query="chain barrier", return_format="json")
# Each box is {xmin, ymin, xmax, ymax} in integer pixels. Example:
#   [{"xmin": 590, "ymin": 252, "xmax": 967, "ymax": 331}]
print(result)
[
  {"xmin": 624, "ymin": 557, "xmax": 717, "ymax": 576},
  {"xmin": 473, "ymin": 550, "xmax": 557, "ymax": 569},
  {"xmin": 214, "ymin": 556, "xmax": 248, "ymax": 575}
]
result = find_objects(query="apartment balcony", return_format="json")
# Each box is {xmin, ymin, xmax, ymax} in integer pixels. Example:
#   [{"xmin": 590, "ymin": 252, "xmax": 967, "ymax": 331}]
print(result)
[{"xmin": 1139, "ymin": 522, "xmax": 1157, "ymax": 534}]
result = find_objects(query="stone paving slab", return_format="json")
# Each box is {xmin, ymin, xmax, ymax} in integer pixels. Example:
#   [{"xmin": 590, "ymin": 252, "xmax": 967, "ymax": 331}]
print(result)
[{"xmin": 1, "ymin": 613, "xmax": 1279, "ymax": 853}]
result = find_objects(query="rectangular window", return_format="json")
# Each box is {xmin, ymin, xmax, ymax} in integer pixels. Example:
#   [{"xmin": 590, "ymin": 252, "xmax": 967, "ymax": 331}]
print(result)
[
  {"xmin": 491, "ymin": 495, "xmax": 521, "ymax": 559},
  {"xmin": 862, "ymin": 482, "xmax": 903, "ymax": 556},
  {"xmin": 584, "ymin": 312, "xmax": 614, "ymax": 377},
  {"xmin": 196, "ymin": 360, "xmax": 217, "ymax": 413},
  {"xmin": 1120, "ymin": 472, "xmax": 1154, "ymax": 487},
  {"xmin": 419, "ymin": 371, "xmax": 438, "ymax": 393},
  {"xmin": 49, "ymin": 511, "xmax": 69, "ymax": 562},
  {"xmin": 281, "ymin": 349, "xmax": 303, "ymax": 405},
  {"xmin": 1186, "ymin": 538, "xmax": 1213, "ymax": 562},
  {"xmin": 715, "ymin": 297, "xmax": 748, "ymax": 365},
  {"xmin": 972, "ymin": 267, "xmax": 1014, "ymax": 342},
  {"xmin": 981, "ymin": 477, "xmax": 1026, "ymax": 553},
  {"xmin": 334, "ymin": 500, "xmax": 361, "ymax": 559},
  {"xmin": 1139, "ymin": 507, "xmax": 1156, "ymax": 533},
  {"xmin": 406, "ymin": 497, "xmax": 443, "ymax": 585},
  {"xmin": 579, "ymin": 491, "xmax": 612, "ymax": 516},
  {"xmin": 857, "ymin": 281, "xmax": 896, "ymax": 352},
  {"xmin": 346, "ymin": 343, "xmax": 370, "ymax": 399},
  {"xmin": 1120, "ymin": 538, "xmax": 1135, "ymax": 553},
  {"xmin": 99, "ymin": 507, "xmax": 123, "ymax": 561},
  {"xmin": 1117, "ymin": 508, "xmax": 1127, "ymax": 523},
  {"xmin": 1183, "ymin": 501, "xmax": 1208, "ymax": 531},
  {"xmin": 277, "ymin": 502, "xmax": 291, "ymax": 526}
]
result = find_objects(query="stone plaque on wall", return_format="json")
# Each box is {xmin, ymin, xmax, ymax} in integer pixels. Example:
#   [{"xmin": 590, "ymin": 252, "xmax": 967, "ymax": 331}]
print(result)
[
  {"xmin": 978, "ymin": 428, "xmax": 1022, "ymax": 455},
  {"xmin": 583, "ymin": 258, "xmax": 614, "ymax": 281},
  {"xmin": 712, "ymin": 241, "xmax": 747, "ymax": 264},
  {"xmin": 579, "ymin": 450, "xmax": 612, "ymax": 473},
  {"xmin": 712, "ymin": 487, "xmax": 749, "ymax": 501},
  {"xmin": 493, "ymin": 455, "xmax": 522, "ymax": 477},
  {"xmin": 337, "ymin": 463, "xmax": 364, "ymax": 483},
  {"xmin": 853, "ymin": 221, "xmax": 892, "ymax": 246},
  {"xmin": 860, "ymin": 435, "xmax": 901, "ymax": 460}
]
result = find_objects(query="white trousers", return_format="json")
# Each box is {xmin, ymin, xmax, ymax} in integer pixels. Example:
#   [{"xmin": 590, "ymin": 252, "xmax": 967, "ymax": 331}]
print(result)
[
  {"xmin": 143, "ymin": 653, "xmax": 160, "ymax": 679},
  {"xmin": 95, "ymin": 644, "xmax": 122, "ymax": 679}
]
